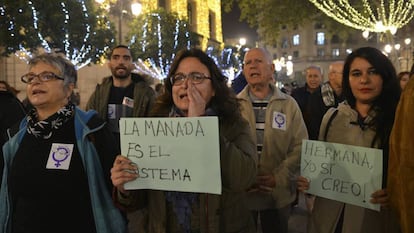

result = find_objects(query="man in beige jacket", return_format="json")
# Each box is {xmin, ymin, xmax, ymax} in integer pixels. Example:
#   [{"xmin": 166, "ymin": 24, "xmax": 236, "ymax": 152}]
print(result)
[{"xmin": 237, "ymin": 48, "xmax": 308, "ymax": 233}]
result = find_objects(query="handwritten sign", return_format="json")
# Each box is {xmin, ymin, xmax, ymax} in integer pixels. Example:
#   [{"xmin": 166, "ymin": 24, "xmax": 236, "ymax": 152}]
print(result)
[
  {"xmin": 300, "ymin": 139, "xmax": 383, "ymax": 211},
  {"xmin": 120, "ymin": 117, "xmax": 221, "ymax": 194}
]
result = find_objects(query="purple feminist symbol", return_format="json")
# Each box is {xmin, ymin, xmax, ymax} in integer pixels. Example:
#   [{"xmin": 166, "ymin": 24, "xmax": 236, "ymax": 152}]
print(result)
[
  {"xmin": 274, "ymin": 113, "xmax": 285, "ymax": 128},
  {"xmin": 52, "ymin": 147, "xmax": 70, "ymax": 167}
]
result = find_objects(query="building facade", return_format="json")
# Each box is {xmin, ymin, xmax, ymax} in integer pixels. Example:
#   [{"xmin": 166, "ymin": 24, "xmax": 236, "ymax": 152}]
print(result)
[{"xmin": 260, "ymin": 21, "xmax": 413, "ymax": 87}]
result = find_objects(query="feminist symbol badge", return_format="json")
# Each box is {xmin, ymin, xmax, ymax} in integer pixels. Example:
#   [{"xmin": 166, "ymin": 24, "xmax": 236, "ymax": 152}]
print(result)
[
  {"xmin": 46, "ymin": 143, "xmax": 74, "ymax": 170},
  {"xmin": 272, "ymin": 111, "xmax": 286, "ymax": 131}
]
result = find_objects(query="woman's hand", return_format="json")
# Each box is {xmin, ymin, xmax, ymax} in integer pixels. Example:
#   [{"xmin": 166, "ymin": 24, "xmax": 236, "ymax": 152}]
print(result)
[
  {"xmin": 370, "ymin": 189, "xmax": 389, "ymax": 209},
  {"xmin": 187, "ymin": 82, "xmax": 207, "ymax": 117},
  {"xmin": 110, "ymin": 155, "xmax": 139, "ymax": 194},
  {"xmin": 297, "ymin": 176, "xmax": 310, "ymax": 193}
]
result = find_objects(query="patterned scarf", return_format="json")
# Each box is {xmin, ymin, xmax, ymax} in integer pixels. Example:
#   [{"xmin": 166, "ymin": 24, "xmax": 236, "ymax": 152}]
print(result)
[
  {"xmin": 26, "ymin": 103, "xmax": 75, "ymax": 139},
  {"xmin": 321, "ymin": 82, "xmax": 336, "ymax": 107}
]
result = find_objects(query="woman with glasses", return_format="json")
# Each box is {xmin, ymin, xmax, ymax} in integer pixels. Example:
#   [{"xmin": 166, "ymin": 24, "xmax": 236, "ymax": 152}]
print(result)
[
  {"xmin": 0, "ymin": 53, "xmax": 127, "ymax": 233},
  {"xmin": 111, "ymin": 48, "xmax": 257, "ymax": 233},
  {"xmin": 297, "ymin": 47, "xmax": 401, "ymax": 233}
]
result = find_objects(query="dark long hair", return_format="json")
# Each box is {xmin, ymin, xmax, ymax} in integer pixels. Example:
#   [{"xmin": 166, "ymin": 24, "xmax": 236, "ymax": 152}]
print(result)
[
  {"xmin": 342, "ymin": 47, "xmax": 400, "ymax": 180},
  {"xmin": 150, "ymin": 48, "xmax": 241, "ymax": 122}
]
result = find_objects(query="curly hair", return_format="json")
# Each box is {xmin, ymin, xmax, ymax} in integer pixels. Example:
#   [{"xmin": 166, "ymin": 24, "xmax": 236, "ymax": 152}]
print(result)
[
  {"xmin": 150, "ymin": 48, "xmax": 241, "ymax": 123},
  {"xmin": 342, "ymin": 47, "xmax": 401, "ymax": 150}
]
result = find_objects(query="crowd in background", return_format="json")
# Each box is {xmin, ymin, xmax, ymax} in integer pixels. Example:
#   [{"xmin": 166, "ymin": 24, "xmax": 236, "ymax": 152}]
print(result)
[{"xmin": 0, "ymin": 45, "xmax": 413, "ymax": 233}]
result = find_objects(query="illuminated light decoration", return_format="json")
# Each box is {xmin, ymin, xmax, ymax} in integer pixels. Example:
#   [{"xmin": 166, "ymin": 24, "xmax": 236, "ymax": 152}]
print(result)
[
  {"xmin": 7, "ymin": 0, "xmax": 111, "ymax": 69},
  {"xmin": 308, "ymin": 0, "xmax": 414, "ymax": 33},
  {"xmin": 28, "ymin": 1, "xmax": 51, "ymax": 53},
  {"xmin": 128, "ymin": 12, "xmax": 194, "ymax": 79}
]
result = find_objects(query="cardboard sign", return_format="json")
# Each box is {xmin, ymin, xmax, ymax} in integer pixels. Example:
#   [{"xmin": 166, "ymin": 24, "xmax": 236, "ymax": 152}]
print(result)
[
  {"xmin": 120, "ymin": 117, "xmax": 221, "ymax": 194},
  {"xmin": 300, "ymin": 140, "xmax": 383, "ymax": 211}
]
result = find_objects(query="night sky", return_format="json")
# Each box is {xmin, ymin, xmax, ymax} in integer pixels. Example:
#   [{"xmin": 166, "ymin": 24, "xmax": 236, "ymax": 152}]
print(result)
[{"xmin": 221, "ymin": 6, "xmax": 258, "ymax": 46}]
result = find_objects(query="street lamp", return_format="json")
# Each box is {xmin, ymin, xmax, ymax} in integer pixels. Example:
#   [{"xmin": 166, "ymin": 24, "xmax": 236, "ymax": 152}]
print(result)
[
  {"xmin": 95, "ymin": 0, "xmax": 142, "ymax": 44},
  {"xmin": 403, "ymin": 38, "xmax": 412, "ymax": 71},
  {"xmin": 384, "ymin": 37, "xmax": 413, "ymax": 72}
]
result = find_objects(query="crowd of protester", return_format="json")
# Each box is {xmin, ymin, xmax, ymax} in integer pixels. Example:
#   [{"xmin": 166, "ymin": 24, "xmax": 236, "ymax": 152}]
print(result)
[{"xmin": 0, "ymin": 44, "xmax": 413, "ymax": 233}]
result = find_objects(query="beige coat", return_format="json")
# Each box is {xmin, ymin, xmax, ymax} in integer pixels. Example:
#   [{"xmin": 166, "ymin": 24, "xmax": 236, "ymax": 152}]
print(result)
[
  {"xmin": 238, "ymin": 84, "xmax": 308, "ymax": 209},
  {"xmin": 308, "ymin": 103, "xmax": 399, "ymax": 233}
]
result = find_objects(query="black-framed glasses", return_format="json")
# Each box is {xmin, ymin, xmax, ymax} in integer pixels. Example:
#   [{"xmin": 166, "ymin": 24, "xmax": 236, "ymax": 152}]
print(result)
[
  {"xmin": 170, "ymin": 72, "xmax": 211, "ymax": 86},
  {"xmin": 21, "ymin": 71, "xmax": 65, "ymax": 84}
]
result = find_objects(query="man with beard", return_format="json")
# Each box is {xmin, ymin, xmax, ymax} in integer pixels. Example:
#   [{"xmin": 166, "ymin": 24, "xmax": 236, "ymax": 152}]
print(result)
[{"xmin": 86, "ymin": 45, "xmax": 155, "ymax": 154}]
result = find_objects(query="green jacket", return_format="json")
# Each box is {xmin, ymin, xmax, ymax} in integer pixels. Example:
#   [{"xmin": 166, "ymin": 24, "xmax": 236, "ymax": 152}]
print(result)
[
  {"xmin": 238, "ymin": 84, "xmax": 308, "ymax": 209},
  {"xmin": 117, "ymin": 115, "xmax": 257, "ymax": 233},
  {"xmin": 86, "ymin": 73, "xmax": 155, "ymax": 118}
]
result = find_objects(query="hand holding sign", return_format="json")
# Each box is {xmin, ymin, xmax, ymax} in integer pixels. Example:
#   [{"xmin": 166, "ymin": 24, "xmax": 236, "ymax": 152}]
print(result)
[
  {"xmin": 111, "ymin": 155, "xmax": 139, "ymax": 194},
  {"xmin": 300, "ymin": 139, "xmax": 383, "ymax": 211},
  {"xmin": 119, "ymin": 117, "xmax": 222, "ymax": 194}
]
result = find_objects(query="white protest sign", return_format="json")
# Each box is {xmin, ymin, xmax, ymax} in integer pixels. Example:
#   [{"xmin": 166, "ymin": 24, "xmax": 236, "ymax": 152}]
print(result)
[
  {"xmin": 300, "ymin": 139, "xmax": 383, "ymax": 211},
  {"xmin": 120, "ymin": 117, "xmax": 221, "ymax": 194}
]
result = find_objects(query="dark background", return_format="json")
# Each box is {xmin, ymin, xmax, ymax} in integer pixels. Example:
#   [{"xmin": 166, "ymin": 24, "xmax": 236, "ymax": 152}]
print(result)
[{"xmin": 221, "ymin": 6, "xmax": 258, "ymax": 46}]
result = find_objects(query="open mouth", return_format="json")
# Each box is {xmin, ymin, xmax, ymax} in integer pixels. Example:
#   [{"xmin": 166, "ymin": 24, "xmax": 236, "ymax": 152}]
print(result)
[
  {"xmin": 32, "ymin": 89, "xmax": 46, "ymax": 95},
  {"xmin": 179, "ymin": 93, "xmax": 188, "ymax": 99}
]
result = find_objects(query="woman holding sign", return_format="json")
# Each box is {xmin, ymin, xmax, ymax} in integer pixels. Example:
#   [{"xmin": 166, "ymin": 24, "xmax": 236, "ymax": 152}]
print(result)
[
  {"xmin": 111, "ymin": 48, "xmax": 257, "ymax": 233},
  {"xmin": 297, "ymin": 47, "xmax": 401, "ymax": 233}
]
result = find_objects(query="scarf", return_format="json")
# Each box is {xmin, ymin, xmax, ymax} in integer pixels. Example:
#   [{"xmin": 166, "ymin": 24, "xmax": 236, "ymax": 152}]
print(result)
[
  {"xmin": 165, "ymin": 105, "xmax": 218, "ymax": 232},
  {"xmin": 321, "ymin": 82, "xmax": 336, "ymax": 107},
  {"xmin": 26, "ymin": 103, "xmax": 75, "ymax": 139}
]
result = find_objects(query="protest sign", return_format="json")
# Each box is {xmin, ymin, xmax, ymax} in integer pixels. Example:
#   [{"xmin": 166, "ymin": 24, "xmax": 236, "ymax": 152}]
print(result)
[
  {"xmin": 300, "ymin": 139, "xmax": 382, "ymax": 211},
  {"xmin": 120, "ymin": 117, "xmax": 221, "ymax": 194}
]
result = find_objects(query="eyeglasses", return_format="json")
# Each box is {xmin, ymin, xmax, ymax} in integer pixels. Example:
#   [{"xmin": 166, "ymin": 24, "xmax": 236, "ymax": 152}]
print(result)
[
  {"xmin": 21, "ymin": 71, "xmax": 64, "ymax": 84},
  {"xmin": 170, "ymin": 72, "xmax": 211, "ymax": 86}
]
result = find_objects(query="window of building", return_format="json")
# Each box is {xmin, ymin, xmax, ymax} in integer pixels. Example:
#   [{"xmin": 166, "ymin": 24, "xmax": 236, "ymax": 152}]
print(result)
[
  {"xmin": 158, "ymin": 0, "xmax": 167, "ymax": 9},
  {"xmin": 293, "ymin": 51, "xmax": 299, "ymax": 58},
  {"xmin": 332, "ymin": 48, "xmax": 340, "ymax": 57},
  {"xmin": 281, "ymin": 37, "xmax": 289, "ymax": 48},
  {"xmin": 187, "ymin": 3, "xmax": 193, "ymax": 26},
  {"xmin": 314, "ymin": 22, "xmax": 325, "ymax": 29},
  {"xmin": 316, "ymin": 32, "xmax": 325, "ymax": 45},
  {"xmin": 209, "ymin": 11, "xmax": 216, "ymax": 40},
  {"xmin": 293, "ymin": 34, "xmax": 300, "ymax": 46},
  {"xmin": 317, "ymin": 48, "xmax": 325, "ymax": 57},
  {"xmin": 331, "ymin": 34, "xmax": 341, "ymax": 44}
]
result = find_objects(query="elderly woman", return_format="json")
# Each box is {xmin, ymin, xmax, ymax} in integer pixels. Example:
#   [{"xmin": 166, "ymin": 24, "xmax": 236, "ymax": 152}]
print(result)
[
  {"xmin": 111, "ymin": 48, "xmax": 257, "ymax": 233},
  {"xmin": 0, "ymin": 54, "xmax": 126, "ymax": 233},
  {"xmin": 297, "ymin": 47, "xmax": 401, "ymax": 233}
]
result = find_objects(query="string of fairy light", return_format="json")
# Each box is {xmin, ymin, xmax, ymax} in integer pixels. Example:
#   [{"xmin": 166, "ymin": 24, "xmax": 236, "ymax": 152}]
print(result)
[
  {"xmin": 7, "ymin": 1, "xmax": 103, "ymax": 69},
  {"xmin": 128, "ymin": 12, "xmax": 192, "ymax": 79},
  {"xmin": 308, "ymin": 0, "xmax": 414, "ymax": 33}
]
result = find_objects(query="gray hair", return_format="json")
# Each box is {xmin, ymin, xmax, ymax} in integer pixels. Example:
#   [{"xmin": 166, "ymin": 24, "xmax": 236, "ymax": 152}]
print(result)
[
  {"xmin": 28, "ymin": 53, "xmax": 77, "ymax": 87},
  {"xmin": 305, "ymin": 65, "xmax": 322, "ymax": 75},
  {"xmin": 245, "ymin": 47, "xmax": 273, "ymax": 64}
]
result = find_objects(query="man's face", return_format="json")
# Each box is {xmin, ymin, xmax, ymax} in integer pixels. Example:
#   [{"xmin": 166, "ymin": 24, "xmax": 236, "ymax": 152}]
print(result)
[
  {"xmin": 243, "ymin": 49, "xmax": 274, "ymax": 87},
  {"xmin": 328, "ymin": 63, "xmax": 344, "ymax": 94},
  {"xmin": 108, "ymin": 47, "xmax": 134, "ymax": 80},
  {"xmin": 306, "ymin": 67, "xmax": 322, "ymax": 90}
]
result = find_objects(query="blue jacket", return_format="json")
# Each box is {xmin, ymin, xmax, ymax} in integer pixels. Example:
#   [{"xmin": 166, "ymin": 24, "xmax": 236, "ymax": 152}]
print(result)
[{"xmin": 0, "ymin": 107, "xmax": 127, "ymax": 233}]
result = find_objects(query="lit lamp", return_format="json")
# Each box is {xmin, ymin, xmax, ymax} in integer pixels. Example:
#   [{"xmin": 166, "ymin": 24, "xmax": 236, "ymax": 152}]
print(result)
[
  {"xmin": 131, "ymin": 1, "xmax": 142, "ymax": 16},
  {"xmin": 404, "ymin": 38, "xmax": 412, "ymax": 70},
  {"xmin": 95, "ymin": 0, "xmax": 142, "ymax": 43},
  {"xmin": 239, "ymin": 38, "xmax": 246, "ymax": 47}
]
